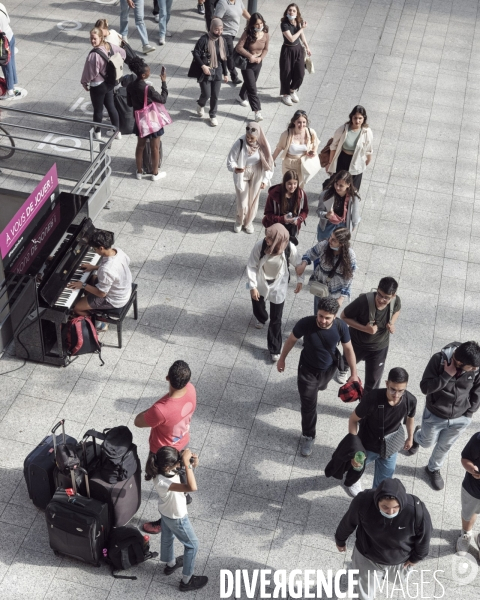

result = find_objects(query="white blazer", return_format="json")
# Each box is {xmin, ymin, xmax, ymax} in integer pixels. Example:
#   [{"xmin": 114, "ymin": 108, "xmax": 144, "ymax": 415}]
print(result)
[
  {"xmin": 227, "ymin": 135, "xmax": 274, "ymax": 192},
  {"xmin": 246, "ymin": 240, "xmax": 304, "ymax": 304}
]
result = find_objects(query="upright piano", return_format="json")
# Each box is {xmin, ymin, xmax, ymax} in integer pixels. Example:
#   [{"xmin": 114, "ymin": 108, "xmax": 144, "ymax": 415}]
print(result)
[{"xmin": 5, "ymin": 192, "xmax": 104, "ymax": 366}]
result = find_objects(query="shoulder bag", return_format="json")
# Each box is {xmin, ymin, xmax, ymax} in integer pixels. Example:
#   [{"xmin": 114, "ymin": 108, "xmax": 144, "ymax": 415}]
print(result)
[
  {"xmin": 315, "ymin": 319, "xmax": 347, "ymax": 372},
  {"xmin": 309, "ymin": 254, "xmax": 342, "ymax": 298},
  {"xmin": 134, "ymin": 85, "xmax": 163, "ymax": 138},
  {"xmin": 379, "ymin": 394, "xmax": 411, "ymax": 459},
  {"xmin": 319, "ymin": 137, "xmax": 333, "ymax": 168}
]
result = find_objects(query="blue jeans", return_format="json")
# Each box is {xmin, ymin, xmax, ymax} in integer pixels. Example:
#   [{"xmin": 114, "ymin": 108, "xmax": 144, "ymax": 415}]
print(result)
[
  {"xmin": 365, "ymin": 450, "xmax": 398, "ymax": 489},
  {"xmin": 1, "ymin": 35, "xmax": 17, "ymax": 91},
  {"xmin": 414, "ymin": 407, "xmax": 471, "ymax": 471},
  {"xmin": 160, "ymin": 514, "xmax": 198, "ymax": 577},
  {"xmin": 158, "ymin": 0, "xmax": 173, "ymax": 38},
  {"xmin": 120, "ymin": 0, "xmax": 149, "ymax": 46}
]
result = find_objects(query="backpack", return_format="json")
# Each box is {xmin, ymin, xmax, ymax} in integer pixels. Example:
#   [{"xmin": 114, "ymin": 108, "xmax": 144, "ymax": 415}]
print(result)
[
  {"xmin": 365, "ymin": 290, "xmax": 396, "ymax": 325},
  {"xmin": 0, "ymin": 76, "xmax": 7, "ymax": 95},
  {"xmin": 63, "ymin": 316, "xmax": 104, "ymax": 365},
  {"xmin": 411, "ymin": 494, "xmax": 425, "ymax": 535},
  {"xmin": 91, "ymin": 47, "xmax": 124, "ymax": 85},
  {"xmin": 0, "ymin": 30, "xmax": 10, "ymax": 67},
  {"xmin": 100, "ymin": 426, "xmax": 139, "ymax": 483},
  {"xmin": 106, "ymin": 526, "xmax": 158, "ymax": 579}
]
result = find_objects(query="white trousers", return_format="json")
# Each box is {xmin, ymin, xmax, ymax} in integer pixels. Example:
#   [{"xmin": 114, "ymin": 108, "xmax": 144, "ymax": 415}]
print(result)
[{"xmin": 235, "ymin": 162, "xmax": 264, "ymax": 228}]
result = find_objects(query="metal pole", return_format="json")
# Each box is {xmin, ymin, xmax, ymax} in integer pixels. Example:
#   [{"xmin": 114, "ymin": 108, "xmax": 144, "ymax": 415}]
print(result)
[{"xmin": 248, "ymin": 0, "xmax": 258, "ymax": 15}]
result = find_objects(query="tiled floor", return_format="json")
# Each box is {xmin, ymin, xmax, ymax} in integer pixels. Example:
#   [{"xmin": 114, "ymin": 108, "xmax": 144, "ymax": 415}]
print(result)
[{"xmin": 1, "ymin": 0, "xmax": 480, "ymax": 598}]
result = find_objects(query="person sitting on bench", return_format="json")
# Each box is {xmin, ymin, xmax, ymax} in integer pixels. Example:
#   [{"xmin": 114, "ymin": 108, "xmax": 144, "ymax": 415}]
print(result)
[{"xmin": 67, "ymin": 229, "xmax": 132, "ymax": 330}]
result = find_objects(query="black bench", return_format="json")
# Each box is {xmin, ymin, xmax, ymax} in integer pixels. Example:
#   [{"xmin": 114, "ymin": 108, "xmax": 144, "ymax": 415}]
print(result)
[{"xmin": 91, "ymin": 283, "xmax": 138, "ymax": 348}]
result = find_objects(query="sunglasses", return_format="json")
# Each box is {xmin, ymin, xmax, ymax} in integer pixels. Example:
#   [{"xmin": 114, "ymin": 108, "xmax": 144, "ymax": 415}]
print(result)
[
  {"xmin": 294, "ymin": 110, "xmax": 307, "ymax": 117},
  {"xmin": 246, "ymin": 127, "xmax": 258, "ymax": 133}
]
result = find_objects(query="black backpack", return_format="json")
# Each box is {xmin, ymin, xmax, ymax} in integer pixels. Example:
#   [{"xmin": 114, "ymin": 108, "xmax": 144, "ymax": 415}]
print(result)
[
  {"xmin": 106, "ymin": 526, "xmax": 158, "ymax": 579},
  {"xmin": 100, "ymin": 426, "xmax": 139, "ymax": 484}
]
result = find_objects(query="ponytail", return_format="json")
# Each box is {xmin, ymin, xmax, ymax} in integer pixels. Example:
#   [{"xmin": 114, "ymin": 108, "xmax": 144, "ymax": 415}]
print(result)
[
  {"xmin": 145, "ymin": 453, "xmax": 159, "ymax": 481},
  {"xmin": 145, "ymin": 446, "xmax": 181, "ymax": 481}
]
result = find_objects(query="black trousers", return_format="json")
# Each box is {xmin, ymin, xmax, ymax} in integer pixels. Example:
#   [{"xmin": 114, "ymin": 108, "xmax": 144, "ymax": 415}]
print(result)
[
  {"xmin": 279, "ymin": 43, "xmax": 305, "ymax": 95},
  {"xmin": 251, "ymin": 296, "xmax": 284, "ymax": 355},
  {"xmin": 297, "ymin": 362, "xmax": 337, "ymax": 438},
  {"xmin": 239, "ymin": 61, "xmax": 262, "ymax": 112},
  {"xmin": 336, "ymin": 150, "xmax": 363, "ymax": 190},
  {"xmin": 89, "ymin": 82, "xmax": 119, "ymax": 132},
  {"xmin": 223, "ymin": 34, "xmax": 239, "ymax": 80},
  {"xmin": 198, "ymin": 79, "xmax": 222, "ymax": 117},
  {"xmin": 153, "ymin": 0, "xmax": 158, "ymax": 14},
  {"xmin": 204, "ymin": 0, "xmax": 214, "ymax": 29},
  {"xmin": 351, "ymin": 341, "xmax": 389, "ymax": 394}
]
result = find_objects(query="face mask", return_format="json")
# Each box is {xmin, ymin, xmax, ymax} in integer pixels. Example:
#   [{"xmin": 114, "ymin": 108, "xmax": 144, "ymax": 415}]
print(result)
[
  {"xmin": 329, "ymin": 245, "xmax": 339, "ymax": 251},
  {"xmin": 287, "ymin": 14, "xmax": 296, "ymax": 21},
  {"xmin": 379, "ymin": 509, "xmax": 399, "ymax": 519},
  {"xmin": 212, "ymin": 32, "xmax": 221, "ymax": 38},
  {"xmin": 254, "ymin": 26, "xmax": 264, "ymax": 32}
]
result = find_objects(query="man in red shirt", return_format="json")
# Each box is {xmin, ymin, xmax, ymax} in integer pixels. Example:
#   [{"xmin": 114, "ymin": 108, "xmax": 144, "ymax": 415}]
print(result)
[{"xmin": 134, "ymin": 360, "xmax": 196, "ymax": 533}]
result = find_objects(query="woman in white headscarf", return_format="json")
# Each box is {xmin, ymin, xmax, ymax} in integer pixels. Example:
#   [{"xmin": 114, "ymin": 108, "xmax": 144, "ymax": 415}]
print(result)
[
  {"xmin": 227, "ymin": 121, "xmax": 274, "ymax": 233},
  {"xmin": 247, "ymin": 223, "xmax": 304, "ymax": 361}
]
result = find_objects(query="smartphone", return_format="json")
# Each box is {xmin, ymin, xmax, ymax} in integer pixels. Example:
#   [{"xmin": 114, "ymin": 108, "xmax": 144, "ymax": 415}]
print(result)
[{"xmin": 161, "ymin": 66, "xmax": 166, "ymax": 77}]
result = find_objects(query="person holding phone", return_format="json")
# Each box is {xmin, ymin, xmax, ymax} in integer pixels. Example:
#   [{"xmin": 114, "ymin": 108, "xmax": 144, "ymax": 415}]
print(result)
[
  {"xmin": 192, "ymin": 18, "xmax": 229, "ymax": 127},
  {"xmin": 456, "ymin": 432, "xmax": 480, "ymax": 555},
  {"xmin": 279, "ymin": 3, "xmax": 311, "ymax": 106},
  {"xmin": 316, "ymin": 170, "xmax": 361, "ymax": 242},
  {"xmin": 144, "ymin": 446, "xmax": 208, "ymax": 592},
  {"xmin": 126, "ymin": 56, "xmax": 168, "ymax": 181}
]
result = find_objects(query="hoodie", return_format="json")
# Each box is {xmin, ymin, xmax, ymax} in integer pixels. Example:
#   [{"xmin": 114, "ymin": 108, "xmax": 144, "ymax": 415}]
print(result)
[
  {"xmin": 335, "ymin": 479, "xmax": 432, "ymax": 566},
  {"xmin": 420, "ymin": 342, "xmax": 480, "ymax": 419}
]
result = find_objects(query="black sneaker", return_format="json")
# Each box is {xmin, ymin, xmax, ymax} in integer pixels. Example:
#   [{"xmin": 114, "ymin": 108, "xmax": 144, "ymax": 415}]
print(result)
[
  {"xmin": 230, "ymin": 76, "xmax": 242, "ymax": 85},
  {"xmin": 197, "ymin": 3, "xmax": 205, "ymax": 14},
  {"xmin": 179, "ymin": 575, "xmax": 208, "ymax": 592},
  {"xmin": 408, "ymin": 425, "xmax": 421, "ymax": 455},
  {"xmin": 164, "ymin": 556, "xmax": 183, "ymax": 575},
  {"xmin": 425, "ymin": 465, "xmax": 444, "ymax": 490}
]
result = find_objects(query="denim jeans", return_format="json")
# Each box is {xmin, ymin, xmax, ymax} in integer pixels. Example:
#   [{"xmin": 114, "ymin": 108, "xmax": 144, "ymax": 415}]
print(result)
[
  {"xmin": 1, "ymin": 35, "xmax": 17, "ymax": 91},
  {"xmin": 365, "ymin": 449, "xmax": 398, "ymax": 489},
  {"xmin": 160, "ymin": 514, "xmax": 199, "ymax": 577},
  {"xmin": 158, "ymin": 0, "xmax": 173, "ymax": 38},
  {"xmin": 120, "ymin": 0, "xmax": 149, "ymax": 46},
  {"xmin": 414, "ymin": 407, "xmax": 472, "ymax": 471}
]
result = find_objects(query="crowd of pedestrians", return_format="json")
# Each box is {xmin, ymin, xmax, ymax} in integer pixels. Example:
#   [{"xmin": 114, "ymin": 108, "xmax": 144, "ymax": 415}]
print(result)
[{"xmin": 4, "ymin": 0, "xmax": 480, "ymax": 596}]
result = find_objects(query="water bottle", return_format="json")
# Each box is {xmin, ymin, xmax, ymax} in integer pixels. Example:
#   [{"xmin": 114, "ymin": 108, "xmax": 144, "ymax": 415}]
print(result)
[{"xmin": 352, "ymin": 451, "xmax": 366, "ymax": 471}]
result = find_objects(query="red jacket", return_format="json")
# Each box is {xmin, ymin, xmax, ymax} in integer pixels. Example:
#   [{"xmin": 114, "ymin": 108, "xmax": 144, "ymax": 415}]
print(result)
[{"xmin": 262, "ymin": 184, "xmax": 309, "ymax": 230}]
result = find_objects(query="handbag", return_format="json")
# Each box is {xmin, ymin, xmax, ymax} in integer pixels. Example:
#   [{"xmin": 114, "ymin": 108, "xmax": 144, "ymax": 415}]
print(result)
[
  {"xmin": 309, "ymin": 255, "xmax": 342, "ymax": 297},
  {"xmin": 301, "ymin": 153, "xmax": 321, "ymax": 185},
  {"xmin": 305, "ymin": 56, "xmax": 315, "ymax": 74},
  {"xmin": 233, "ymin": 50, "xmax": 248, "ymax": 70},
  {"xmin": 319, "ymin": 137, "xmax": 333, "ymax": 168},
  {"xmin": 378, "ymin": 396, "xmax": 411, "ymax": 459},
  {"xmin": 134, "ymin": 86, "xmax": 162, "ymax": 138},
  {"xmin": 315, "ymin": 319, "xmax": 347, "ymax": 372}
]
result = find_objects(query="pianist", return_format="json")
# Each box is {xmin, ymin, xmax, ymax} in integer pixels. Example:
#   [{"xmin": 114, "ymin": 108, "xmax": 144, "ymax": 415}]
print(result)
[{"xmin": 67, "ymin": 230, "xmax": 132, "ymax": 327}]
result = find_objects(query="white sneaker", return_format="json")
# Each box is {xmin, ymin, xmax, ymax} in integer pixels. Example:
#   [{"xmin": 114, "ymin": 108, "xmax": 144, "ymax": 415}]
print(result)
[
  {"xmin": 346, "ymin": 480, "xmax": 363, "ymax": 498},
  {"xmin": 334, "ymin": 370, "xmax": 349, "ymax": 385},
  {"xmin": 255, "ymin": 321, "xmax": 264, "ymax": 329},
  {"xmin": 300, "ymin": 435, "xmax": 314, "ymax": 457},
  {"xmin": 237, "ymin": 96, "xmax": 248, "ymax": 107},
  {"xmin": 255, "ymin": 111, "xmax": 263, "ymax": 122},
  {"xmin": 115, "ymin": 131, "xmax": 122, "ymax": 140},
  {"xmin": 136, "ymin": 172, "xmax": 142, "ymax": 180},
  {"xmin": 233, "ymin": 222, "xmax": 242, "ymax": 233},
  {"xmin": 154, "ymin": 15, "xmax": 159, "ymax": 22},
  {"xmin": 196, "ymin": 104, "xmax": 204, "ymax": 117},
  {"xmin": 271, "ymin": 354, "xmax": 280, "ymax": 362},
  {"xmin": 152, "ymin": 172, "xmax": 167, "ymax": 181},
  {"xmin": 282, "ymin": 95, "xmax": 293, "ymax": 106},
  {"xmin": 290, "ymin": 91, "xmax": 299, "ymax": 103},
  {"xmin": 166, "ymin": 30, "xmax": 172, "ymax": 37},
  {"xmin": 143, "ymin": 44, "xmax": 156, "ymax": 54},
  {"xmin": 244, "ymin": 224, "xmax": 254, "ymax": 234},
  {"xmin": 456, "ymin": 532, "xmax": 472, "ymax": 556},
  {"xmin": 158, "ymin": 37, "xmax": 165, "ymax": 45},
  {"xmin": 210, "ymin": 117, "xmax": 218, "ymax": 127},
  {"xmin": 122, "ymin": 36, "xmax": 128, "ymax": 43}
]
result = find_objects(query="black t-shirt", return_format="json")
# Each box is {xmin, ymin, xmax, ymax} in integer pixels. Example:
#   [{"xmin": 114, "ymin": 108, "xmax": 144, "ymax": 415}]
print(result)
[
  {"xmin": 461, "ymin": 433, "xmax": 480, "ymax": 499},
  {"xmin": 281, "ymin": 21, "xmax": 301, "ymax": 46},
  {"xmin": 343, "ymin": 293, "xmax": 401, "ymax": 351},
  {"xmin": 355, "ymin": 389, "xmax": 417, "ymax": 453},
  {"xmin": 292, "ymin": 317, "xmax": 350, "ymax": 371}
]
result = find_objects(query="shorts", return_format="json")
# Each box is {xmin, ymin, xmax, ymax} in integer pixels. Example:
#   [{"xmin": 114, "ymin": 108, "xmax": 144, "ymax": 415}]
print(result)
[
  {"xmin": 86, "ymin": 293, "xmax": 116, "ymax": 311},
  {"xmin": 461, "ymin": 486, "xmax": 480, "ymax": 521}
]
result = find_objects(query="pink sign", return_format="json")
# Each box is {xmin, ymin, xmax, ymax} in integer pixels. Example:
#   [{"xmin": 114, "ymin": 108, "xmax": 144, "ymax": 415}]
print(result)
[{"xmin": 0, "ymin": 164, "xmax": 58, "ymax": 259}]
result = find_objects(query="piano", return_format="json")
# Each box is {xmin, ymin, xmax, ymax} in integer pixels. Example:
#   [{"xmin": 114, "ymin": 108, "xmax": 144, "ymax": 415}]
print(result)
[{"xmin": 4, "ymin": 192, "xmax": 110, "ymax": 366}]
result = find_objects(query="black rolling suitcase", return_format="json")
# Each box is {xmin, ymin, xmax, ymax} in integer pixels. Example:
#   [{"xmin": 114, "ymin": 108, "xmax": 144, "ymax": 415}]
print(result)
[
  {"xmin": 24, "ymin": 420, "xmax": 77, "ymax": 509},
  {"xmin": 142, "ymin": 138, "xmax": 163, "ymax": 175},
  {"xmin": 45, "ymin": 468, "xmax": 109, "ymax": 566}
]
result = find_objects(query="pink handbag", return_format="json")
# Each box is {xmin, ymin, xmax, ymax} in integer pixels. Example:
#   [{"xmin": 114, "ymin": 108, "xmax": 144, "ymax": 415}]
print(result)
[{"xmin": 134, "ymin": 85, "xmax": 172, "ymax": 137}]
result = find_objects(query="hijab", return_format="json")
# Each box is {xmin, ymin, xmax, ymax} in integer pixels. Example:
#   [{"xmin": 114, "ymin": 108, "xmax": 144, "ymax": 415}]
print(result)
[
  {"xmin": 245, "ymin": 122, "xmax": 274, "ymax": 171},
  {"xmin": 207, "ymin": 18, "xmax": 227, "ymax": 68},
  {"xmin": 264, "ymin": 224, "xmax": 290, "ymax": 256}
]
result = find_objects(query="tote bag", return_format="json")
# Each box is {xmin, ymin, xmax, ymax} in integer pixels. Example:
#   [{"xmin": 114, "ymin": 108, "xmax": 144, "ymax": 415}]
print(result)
[{"xmin": 134, "ymin": 86, "xmax": 172, "ymax": 137}]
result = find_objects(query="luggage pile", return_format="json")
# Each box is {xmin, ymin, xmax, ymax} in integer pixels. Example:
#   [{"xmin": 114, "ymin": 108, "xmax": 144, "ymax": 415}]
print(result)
[{"xmin": 24, "ymin": 420, "xmax": 157, "ymax": 575}]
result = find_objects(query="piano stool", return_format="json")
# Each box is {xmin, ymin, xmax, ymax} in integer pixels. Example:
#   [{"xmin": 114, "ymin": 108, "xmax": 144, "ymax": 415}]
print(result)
[{"xmin": 91, "ymin": 283, "xmax": 138, "ymax": 348}]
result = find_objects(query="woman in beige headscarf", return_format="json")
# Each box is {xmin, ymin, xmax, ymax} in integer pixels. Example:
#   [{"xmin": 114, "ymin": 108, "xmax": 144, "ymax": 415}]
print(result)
[
  {"xmin": 191, "ymin": 17, "xmax": 228, "ymax": 127},
  {"xmin": 227, "ymin": 121, "xmax": 274, "ymax": 233},
  {"xmin": 246, "ymin": 223, "xmax": 304, "ymax": 361}
]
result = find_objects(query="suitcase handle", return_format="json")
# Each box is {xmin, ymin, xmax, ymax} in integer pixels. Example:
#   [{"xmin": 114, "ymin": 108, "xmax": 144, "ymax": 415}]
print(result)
[
  {"xmin": 76, "ymin": 466, "xmax": 91, "ymax": 499},
  {"xmin": 51, "ymin": 420, "xmax": 66, "ymax": 454},
  {"xmin": 83, "ymin": 429, "xmax": 107, "ymax": 442}
]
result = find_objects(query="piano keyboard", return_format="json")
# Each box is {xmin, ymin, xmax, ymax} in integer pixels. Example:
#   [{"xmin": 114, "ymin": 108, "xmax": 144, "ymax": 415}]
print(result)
[{"xmin": 54, "ymin": 250, "xmax": 101, "ymax": 308}]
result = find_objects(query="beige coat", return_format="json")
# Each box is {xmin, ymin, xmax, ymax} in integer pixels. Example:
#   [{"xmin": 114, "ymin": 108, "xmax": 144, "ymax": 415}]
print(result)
[{"xmin": 328, "ymin": 124, "xmax": 373, "ymax": 175}]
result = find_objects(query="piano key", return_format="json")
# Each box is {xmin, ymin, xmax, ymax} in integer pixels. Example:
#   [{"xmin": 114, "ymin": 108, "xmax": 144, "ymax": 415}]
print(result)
[{"xmin": 54, "ymin": 249, "xmax": 101, "ymax": 309}]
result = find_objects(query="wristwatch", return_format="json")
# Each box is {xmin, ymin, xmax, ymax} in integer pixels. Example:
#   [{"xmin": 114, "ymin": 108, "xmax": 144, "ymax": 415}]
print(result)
[{"xmin": 82, "ymin": 282, "xmax": 87, "ymax": 289}]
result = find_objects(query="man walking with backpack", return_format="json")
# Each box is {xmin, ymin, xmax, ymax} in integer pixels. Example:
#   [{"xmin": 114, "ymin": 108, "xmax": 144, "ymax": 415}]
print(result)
[
  {"xmin": 408, "ymin": 341, "xmax": 480, "ymax": 491},
  {"xmin": 335, "ymin": 478, "xmax": 432, "ymax": 600},
  {"xmin": 134, "ymin": 360, "xmax": 196, "ymax": 533},
  {"xmin": 277, "ymin": 296, "xmax": 359, "ymax": 458},
  {"xmin": 339, "ymin": 277, "xmax": 401, "ymax": 390}
]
